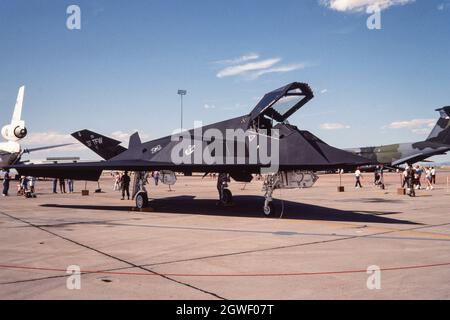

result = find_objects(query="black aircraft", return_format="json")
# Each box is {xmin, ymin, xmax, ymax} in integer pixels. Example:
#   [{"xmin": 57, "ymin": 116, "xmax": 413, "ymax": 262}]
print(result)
[{"xmin": 11, "ymin": 82, "xmax": 373, "ymax": 216}]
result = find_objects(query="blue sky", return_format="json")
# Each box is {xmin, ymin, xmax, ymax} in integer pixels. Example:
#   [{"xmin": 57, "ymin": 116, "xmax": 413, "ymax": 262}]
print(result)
[{"xmin": 1, "ymin": 0, "xmax": 450, "ymax": 161}]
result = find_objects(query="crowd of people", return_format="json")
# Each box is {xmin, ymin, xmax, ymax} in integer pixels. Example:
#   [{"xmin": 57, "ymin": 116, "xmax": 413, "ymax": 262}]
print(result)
[
  {"xmin": 1, "ymin": 172, "xmax": 75, "ymax": 197},
  {"xmin": 2, "ymin": 170, "xmax": 165, "ymax": 199},
  {"xmin": 354, "ymin": 164, "xmax": 437, "ymax": 197},
  {"xmin": 401, "ymin": 164, "xmax": 436, "ymax": 197},
  {"xmin": 1, "ymin": 167, "xmax": 441, "ymax": 199},
  {"xmin": 51, "ymin": 178, "xmax": 75, "ymax": 194}
]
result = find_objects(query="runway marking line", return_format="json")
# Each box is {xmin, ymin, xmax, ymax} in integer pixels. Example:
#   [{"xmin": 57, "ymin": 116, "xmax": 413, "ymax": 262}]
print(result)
[{"xmin": 1, "ymin": 261, "xmax": 450, "ymax": 278}]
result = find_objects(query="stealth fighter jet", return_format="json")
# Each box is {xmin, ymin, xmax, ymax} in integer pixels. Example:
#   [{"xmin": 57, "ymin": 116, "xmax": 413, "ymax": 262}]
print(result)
[{"xmin": 11, "ymin": 82, "xmax": 373, "ymax": 216}]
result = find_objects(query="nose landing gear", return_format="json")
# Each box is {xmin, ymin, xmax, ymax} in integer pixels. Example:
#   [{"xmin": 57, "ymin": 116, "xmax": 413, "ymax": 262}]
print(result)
[
  {"xmin": 132, "ymin": 171, "xmax": 150, "ymax": 210},
  {"xmin": 262, "ymin": 174, "xmax": 280, "ymax": 217},
  {"xmin": 217, "ymin": 173, "xmax": 233, "ymax": 206}
]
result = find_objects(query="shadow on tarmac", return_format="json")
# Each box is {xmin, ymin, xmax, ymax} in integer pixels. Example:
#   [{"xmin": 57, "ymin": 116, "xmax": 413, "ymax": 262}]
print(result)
[{"xmin": 41, "ymin": 195, "xmax": 419, "ymax": 225}]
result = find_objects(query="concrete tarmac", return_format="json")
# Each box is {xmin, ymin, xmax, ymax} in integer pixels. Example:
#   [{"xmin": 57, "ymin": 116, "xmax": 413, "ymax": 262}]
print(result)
[{"xmin": 1, "ymin": 171, "xmax": 449, "ymax": 299}]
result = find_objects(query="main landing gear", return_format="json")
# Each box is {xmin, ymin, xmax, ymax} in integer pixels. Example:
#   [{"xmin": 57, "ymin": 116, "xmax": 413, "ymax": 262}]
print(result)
[
  {"xmin": 217, "ymin": 173, "xmax": 233, "ymax": 206},
  {"xmin": 262, "ymin": 171, "xmax": 319, "ymax": 217},
  {"xmin": 216, "ymin": 172, "xmax": 278, "ymax": 217},
  {"xmin": 135, "ymin": 191, "xmax": 149, "ymax": 209}
]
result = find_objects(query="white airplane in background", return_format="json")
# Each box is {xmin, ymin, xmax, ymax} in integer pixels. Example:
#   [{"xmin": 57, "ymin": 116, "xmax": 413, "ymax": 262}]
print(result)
[{"xmin": 0, "ymin": 86, "xmax": 72, "ymax": 168}]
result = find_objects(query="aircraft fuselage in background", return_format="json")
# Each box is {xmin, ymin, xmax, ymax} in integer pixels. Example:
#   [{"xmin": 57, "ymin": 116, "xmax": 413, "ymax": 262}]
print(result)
[
  {"xmin": 347, "ymin": 107, "xmax": 450, "ymax": 167},
  {"xmin": 0, "ymin": 86, "xmax": 72, "ymax": 169}
]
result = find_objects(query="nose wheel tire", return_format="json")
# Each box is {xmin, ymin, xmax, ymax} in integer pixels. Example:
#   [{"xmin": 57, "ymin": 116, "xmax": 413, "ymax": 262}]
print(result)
[
  {"xmin": 263, "ymin": 202, "xmax": 276, "ymax": 217},
  {"xmin": 135, "ymin": 192, "xmax": 149, "ymax": 209}
]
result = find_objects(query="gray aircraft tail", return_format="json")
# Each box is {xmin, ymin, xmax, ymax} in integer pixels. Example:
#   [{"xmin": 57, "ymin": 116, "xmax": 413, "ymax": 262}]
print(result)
[
  {"xmin": 426, "ymin": 106, "xmax": 450, "ymax": 145},
  {"xmin": 71, "ymin": 129, "xmax": 127, "ymax": 160}
]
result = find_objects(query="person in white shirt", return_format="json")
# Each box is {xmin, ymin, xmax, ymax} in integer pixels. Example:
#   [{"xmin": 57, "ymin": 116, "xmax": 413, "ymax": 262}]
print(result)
[
  {"xmin": 355, "ymin": 167, "xmax": 363, "ymax": 188},
  {"xmin": 402, "ymin": 164, "xmax": 410, "ymax": 188},
  {"xmin": 28, "ymin": 176, "xmax": 36, "ymax": 193},
  {"xmin": 425, "ymin": 167, "xmax": 434, "ymax": 190}
]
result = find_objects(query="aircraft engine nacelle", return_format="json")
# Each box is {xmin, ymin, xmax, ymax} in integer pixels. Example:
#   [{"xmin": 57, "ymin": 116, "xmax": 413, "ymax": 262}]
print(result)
[
  {"xmin": 279, "ymin": 170, "xmax": 319, "ymax": 189},
  {"xmin": 1, "ymin": 124, "xmax": 28, "ymax": 141},
  {"xmin": 263, "ymin": 170, "xmax": 319, "ymax": 191}
]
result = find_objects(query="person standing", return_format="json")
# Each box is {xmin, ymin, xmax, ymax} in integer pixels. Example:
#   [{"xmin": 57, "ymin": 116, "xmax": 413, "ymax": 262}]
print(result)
[
  {"xmin": 113, "ymin": 172, "xmax": 121, "ymax": 191},
  {"xmin": 374, "ymin": 166, "xmax": 380, "ymax": 185},
  {"xmin": 402, "ymin": 164, "xmax": 410, "ymax": 188},
  {"xmin": 406, "ymin": 166, "xmax": 416, "ymax": 197},
  {"xmin": 431, "ymin": 167, "xmax": 436, "ymax": 185},
  {"xmin": 120, "ymin": 171, "xmax": 131, "ymax": 200},
  {"xmin": 28, "ymin": 176, "xmax": 36, "ymax": 194},
  {"xmin": 67, "ymin": 179, "xmax": 74, "ymax": 193},
  {"xmin": 154, "ymin": 171, "xmax": 160, "ymax": 186},
  {"xmin": 2, "ymin": 170, "xmax": 11, "ymax": 196},
  {"xmin": 355, "ymin": 167, "xmax": 363, "ymax": 188},
  {"xmin": 59, "ymin": 178, "xmax": 66, "ymax": 193},
  {"xmin": 414, "ymin": 165, "xmax": 422, "ymax": 190},
  {"xmin": 377, "ymin": 164, "xmax": 385, "ymax": 189},
  {"xmin": 21, "ymin": 176, "xmax": 28, "ymax": 193},
  {"xmin": 425, "ymin": 167, "xmax": 434, "ymax": 190}
]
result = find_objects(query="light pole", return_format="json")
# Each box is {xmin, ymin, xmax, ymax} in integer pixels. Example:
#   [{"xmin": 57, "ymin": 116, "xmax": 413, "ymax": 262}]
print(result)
[{"xmin": 177, "ymin": 89, "xmax": 187, "ymax": 131}]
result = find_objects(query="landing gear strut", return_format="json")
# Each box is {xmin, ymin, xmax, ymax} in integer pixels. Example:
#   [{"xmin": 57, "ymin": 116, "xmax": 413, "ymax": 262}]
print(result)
[
  {"xmin": 262, "ymin": 174, "xmax": 280, "ymax": 217},
  {"xmin": 217, "ymin": 173, "xmax": 233, "ymax": 205},
  {"xmin": 132, "ymin": 171, "xmax": 150, "ymax": 209}
]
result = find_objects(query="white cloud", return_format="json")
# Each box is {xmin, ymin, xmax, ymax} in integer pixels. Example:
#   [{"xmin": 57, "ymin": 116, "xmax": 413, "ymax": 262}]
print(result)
[
  {"xmin": 23, "ymin": 132, "xmax": 73, "ymax": 145},
  {"xmin": 111, "ymin": 131, "xmax": 132, "ymax": 141},
  {"xmin": 111, "ymin": 130, "xmax": 150, "ymax": 142},
  {"xmin": 385, "ymin": 118, "xmax": 435, "ymax": 135},
  {"xmin": 217, "ymin": 58, "xmax": 281, "ymax": 78},
  {"xmin": 214, "ymin": 53, "xmax": 309, "ymax": 80},
  {"xmin": 22, "ymin": 130, "xmax": 151, "ymax": 152},
  {"xmin": 203, "ymin": 104, "xmax": 216, "ymax": 109},
  {"xmin": 248, "ymin": 63, "xmax": 306, "ymax": 80},
  {"xmin": 320, "ymin": 0, "xmax": 415, "ymax": 12},
  {"xmin": 437, "ymin": 3, "xmax": 450, "ymax": 10},
  {"xmin": 320, "ymin": 123, "xmax": 351, "ymax": 130},
  {"xmin": 213, "ymin": 53, "xmax": 260, "ymax": 65},
  {"xmin": 387, "ymin": 119, "xmax": 435, "ymax": 129},
  {"xmin": 22, "ymin": 132, "xmax": 84, "ymax": 152},
  {"xmin": 321, "ymin": 89, "xmax": 328, "ymax": 94}
]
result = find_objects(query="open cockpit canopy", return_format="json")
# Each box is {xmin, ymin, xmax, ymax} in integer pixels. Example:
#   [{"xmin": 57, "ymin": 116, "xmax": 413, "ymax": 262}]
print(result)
[{"xmin": 248, "ymin": 82, "xmax": 314, "ymax": 127}]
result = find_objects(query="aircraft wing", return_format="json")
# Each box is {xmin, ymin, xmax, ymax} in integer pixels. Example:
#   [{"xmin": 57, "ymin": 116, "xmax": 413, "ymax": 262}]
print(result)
[
  {"xmin": 10, "ymin": 160, "xmax": 262, "ymax": 181},
  {"xmin": 11, "ymin": 150, "xmax": 374, "ymax": 182},
  {"xmin": 10, "ymin": 160, "xmax": 153, "ymax": 181},
  {"xmin": 391, "ymin": 147, "xmax": 450, "ymax": 166},
  {"xmin": 23, "ymin": 143, "xmax": 74, "ymax": 154}
]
